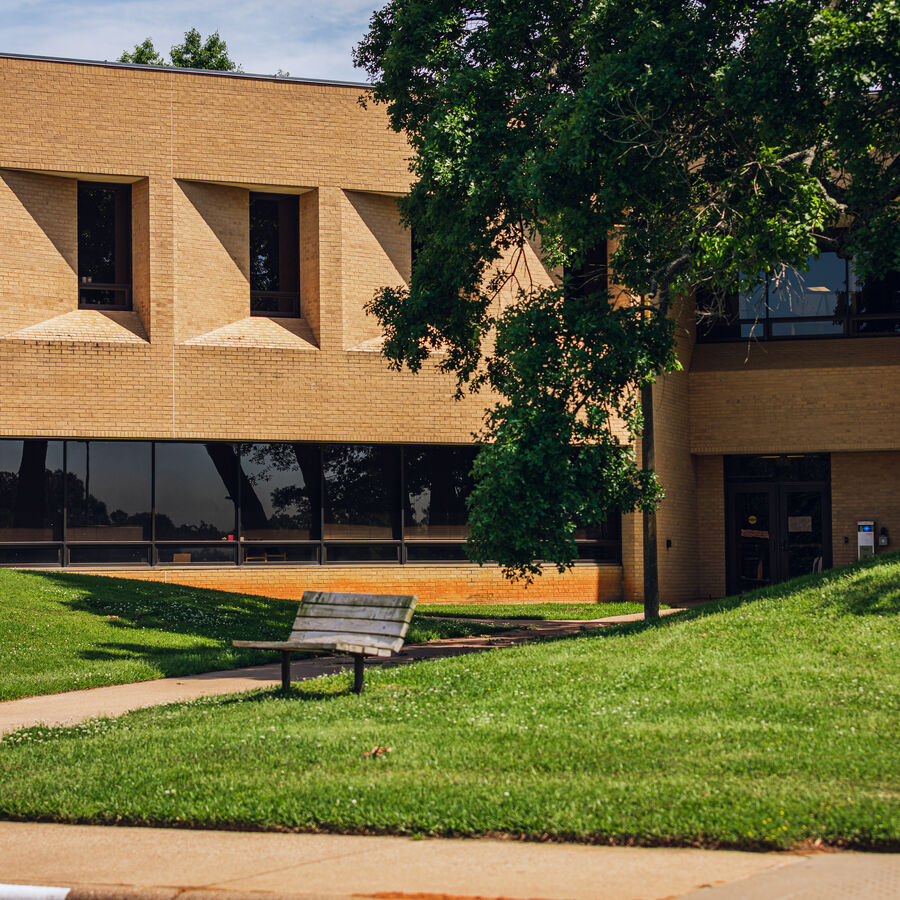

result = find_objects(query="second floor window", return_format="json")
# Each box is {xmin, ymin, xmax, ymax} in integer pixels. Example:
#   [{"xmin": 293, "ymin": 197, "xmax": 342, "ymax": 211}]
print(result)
[
  {"xmin": 250, "ymin": 192, "xmax": 300, "ymax": 317},
  {"xmin": 698, "ymin": 253, "xmax": 900, "ymax": 342},
  {"xmin": 565, "ymin": 243, "xmax": 608, "ymax": 300},
  {"xmin": 77, "ymin": 182, "xmax": 132, "ymax": 310}
]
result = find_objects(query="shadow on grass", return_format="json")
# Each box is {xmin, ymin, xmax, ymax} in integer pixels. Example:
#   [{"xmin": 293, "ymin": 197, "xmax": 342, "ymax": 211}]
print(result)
[{"xmin": 22, "ymin": 570, "xmax": 298, "ymax": 640}]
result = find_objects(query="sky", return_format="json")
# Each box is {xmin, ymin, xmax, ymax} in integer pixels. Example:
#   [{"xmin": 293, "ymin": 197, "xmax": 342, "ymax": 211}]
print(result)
[{"xmin": 0, "ymin": 0, "xmax": 380, "ymax": 82}]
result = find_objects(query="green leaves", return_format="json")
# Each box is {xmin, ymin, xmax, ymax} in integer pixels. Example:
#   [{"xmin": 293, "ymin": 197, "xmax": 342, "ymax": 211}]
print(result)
[
  {"xmin": 119, "ymin": 28, "xmax": 240, "ymax": 72},
  {"xmin": 356, "ymin": 0, "xmax": 900, "ymax": 576}
]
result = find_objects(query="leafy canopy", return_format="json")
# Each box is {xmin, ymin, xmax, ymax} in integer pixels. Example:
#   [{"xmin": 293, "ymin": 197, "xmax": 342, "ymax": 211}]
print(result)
[
  {"xmin": 119, "ymin": 28, "xmax": 240, "ymax": 71},
  {"xmin": 355, "ymin": 0, "xmax": 900, "ymax": 580}
]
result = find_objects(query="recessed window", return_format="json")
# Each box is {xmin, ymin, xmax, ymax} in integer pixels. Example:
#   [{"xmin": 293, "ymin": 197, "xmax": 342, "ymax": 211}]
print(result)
[
  {"xmin": 77, "ymin": 182, "xmax": 132, "ymax": 310},
  {"xmin": 250, "ymin": 192, "xmax": 300, "ymax": 317}
]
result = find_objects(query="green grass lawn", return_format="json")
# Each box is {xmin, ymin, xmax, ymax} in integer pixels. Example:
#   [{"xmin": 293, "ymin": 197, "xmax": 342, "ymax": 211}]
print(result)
[
  {"xmin": 1, "ymin": 555, "xmax": 898, "ymax": 850},
  {"xmin": 0, "ymin": 570, "xmax": 498, "ymax": 701},
  {"xmin": 418, "ymin": 601, "xmax": 660, "ymax": 619}
]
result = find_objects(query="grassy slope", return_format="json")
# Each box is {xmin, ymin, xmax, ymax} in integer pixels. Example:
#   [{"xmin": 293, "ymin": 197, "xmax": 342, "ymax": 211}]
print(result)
[
  {"xmin": 1, "ymin": 554, "xmax": 897, "ymax": 849},
  {"xmin": 0, "ymin": 570, "xmax": 496, "ymax": 701},
  {"xmin": 418, "ymin": 601, "xmax": 658, "ymax": 619}
]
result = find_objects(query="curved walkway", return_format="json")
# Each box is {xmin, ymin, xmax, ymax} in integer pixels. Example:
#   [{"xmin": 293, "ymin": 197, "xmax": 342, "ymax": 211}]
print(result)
[{"xmin": 0, "ymin": 610, "xmax": 678, "ymax": 735}]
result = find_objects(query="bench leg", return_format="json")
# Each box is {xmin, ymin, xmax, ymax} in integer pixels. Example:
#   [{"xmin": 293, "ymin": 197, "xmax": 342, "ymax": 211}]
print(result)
[
  {"xmin": 352, "ymin": 654, "xmax": 365, "ymax": 694},
  {"xmin": 281, "ymin": 651, "xmax": 291, "ymax": 690}
]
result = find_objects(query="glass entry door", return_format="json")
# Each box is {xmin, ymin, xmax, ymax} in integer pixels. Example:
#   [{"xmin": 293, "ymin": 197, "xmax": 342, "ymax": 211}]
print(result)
[
  {"xmin": 726, "ymin": 457, "xmax": 830, "ymax": 594},
  {"xmin": 781, "ymin": 489, "xmax": 826, "ymax": 580},
  {"xmin": 732, "ymin": 487, "xmax": 776, "ymax": 593}
]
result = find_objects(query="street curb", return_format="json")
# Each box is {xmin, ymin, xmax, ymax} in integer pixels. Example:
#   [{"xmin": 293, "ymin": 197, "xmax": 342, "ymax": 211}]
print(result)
[{"xmin": 0, "ymin": 886, "xmax": 365, "ymax": 900}]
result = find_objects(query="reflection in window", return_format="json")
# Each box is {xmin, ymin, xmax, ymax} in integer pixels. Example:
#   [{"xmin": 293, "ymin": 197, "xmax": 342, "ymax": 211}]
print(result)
[
  {"xmin": 768, "ymin": 254, "xmax": 845, "ymax": 336},
  {"xmin": 66, "ymin": 441, "xmax": 151, "ymax": 541},
  {"xmin": 155, "ymin": 443, "xmax": 237, "ymax": 540},
  {"xmin": 0, "ymin": 440, "xmax": 63, "ymax": 541},
  {"xmin": 323, "ymin": 445, "xmax": 399, "ymax": 539},
  {"xmin": 575, "ymin": 516, "xmax": 622, "ymax": 544},
  {"xmin": 404, "ymin": 446, "xmax": 476, "ymax": 540},
  {"xmin": 156, "ymin": 545, "xmax": 236, "ymax": 564},
  {"xmin": 78, "ymin": 182, "xmax": 132, "ymax": 309},
  {"xmin": 239, "ymin": 443, "xmax": 319, "ymax": 540},
  {"xmin": 698, "ymin": 253, "xmax": 900, "ymax": 342},
  {"xmin": 250, "ymin": 192, "xmax": 300, "ymax": 316}
]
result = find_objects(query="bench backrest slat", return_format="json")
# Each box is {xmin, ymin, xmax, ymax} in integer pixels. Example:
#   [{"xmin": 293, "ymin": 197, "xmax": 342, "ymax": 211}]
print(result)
[
  {"xmin": 301, "ymin": 590, "xmax": 415, "ymax": 609},
  {"xmin": 291, "ymin": 616, "xmax": 408, "ymax": 638},
  {"xmin": 293, "ymin": 602, "xmax": 414, "ymax": 624},
  {"xmin": 289, "ymin": 591, "xmax": 418, "ymax": 655}
]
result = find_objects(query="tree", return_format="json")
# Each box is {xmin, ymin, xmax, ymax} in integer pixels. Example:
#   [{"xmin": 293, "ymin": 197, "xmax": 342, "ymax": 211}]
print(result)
[
  {"xmin": 119, "ymin": 28, "xmax": 240, "ymax": 71},
  {"xmin": 354, "ymin": 0, "xmax": 900, "ymax": 586}
]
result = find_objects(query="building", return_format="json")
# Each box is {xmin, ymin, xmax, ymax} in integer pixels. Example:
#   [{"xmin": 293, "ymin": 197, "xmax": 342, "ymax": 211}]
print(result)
[{"xmin": 0, "ymin": 53, "xmax": 897, "ymax": 605}]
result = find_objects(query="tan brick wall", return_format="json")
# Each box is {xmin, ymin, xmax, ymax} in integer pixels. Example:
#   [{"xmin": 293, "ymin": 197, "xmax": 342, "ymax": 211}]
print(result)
[
  {"xmin": 694, "ymin": 455, "xmax": 726, "ymax": 599},
  {"xmin": 690, "ymin": 338, "xmax": 900, "ymax": 454},
  {"xmin": 341, "ymin": 190, "xmax": 409, "ymax": 349},
  {"xmin": 73, "ymin": 563, "xmax": 624, "ymax": 605},
  {"xmin": 299, "ymin": 190, "xmax": 321, "ymax": 344},
  {"xmin": 174, "ymin": 180, "xmax": 250, "ymax": 343},
  {"xmin": 0, "ymin": 58, "xmax": 483, "ymax": 445},
  {"xmin": 831, "ymin": 451, "xmax": 900, "ymax": 567},
  {"xmin": 0, "ymin": 169, "xmax": 77, "ymax": 333},
  {"xmin": 651, "ymin": 300, "xmax": 699, "ymax": 604},
  {"xmin": 131, "ymin": 177, "xmax": 152, "ymax": 336}
]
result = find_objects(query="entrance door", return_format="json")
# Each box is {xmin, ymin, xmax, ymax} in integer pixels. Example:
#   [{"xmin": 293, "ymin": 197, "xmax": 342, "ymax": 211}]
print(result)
[
  {"xmin": 781, "ymin": 488, "xmax": 827, "ymax": 581},
  {"xmin": 727, "ymin": 478, "xmax": 830, "ymax": 594},
  {"xmin": 730, "ymin": 487, "xmax": 777, "ymax": 593}
]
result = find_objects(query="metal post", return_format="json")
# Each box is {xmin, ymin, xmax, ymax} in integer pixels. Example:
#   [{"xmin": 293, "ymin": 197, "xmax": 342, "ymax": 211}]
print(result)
[
  {"xmin": 281, "ymin": 651, "xmax": 291, "ymax": 690},
  {"xmin": 352, "ymin": 654, "xmax": 365, "ymax": 694},
  {"xmin": 642, "ymin": 383, "xmax": 660, "ymax": 620}
]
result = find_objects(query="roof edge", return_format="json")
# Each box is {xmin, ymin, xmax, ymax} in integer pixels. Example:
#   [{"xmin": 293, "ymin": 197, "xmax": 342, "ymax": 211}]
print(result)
[{"xmin": 0, "ymin": 51, "xmax": 372, "ymax": 90}]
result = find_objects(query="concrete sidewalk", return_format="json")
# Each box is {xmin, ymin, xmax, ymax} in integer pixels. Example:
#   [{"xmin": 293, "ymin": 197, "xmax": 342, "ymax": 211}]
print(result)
[
  {"xmin": 2, "ymin": 821, "xmax": 897, "ymax": 900},
  {"xmin": 0, "ymin": 612, "xmax": 675, "ymax": 735}
]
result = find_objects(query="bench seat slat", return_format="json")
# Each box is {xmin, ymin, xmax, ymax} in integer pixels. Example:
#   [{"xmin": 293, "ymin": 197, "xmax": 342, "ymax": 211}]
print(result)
[
  {"xmin": 302, "ymin": 590, "xmax": 416, "ymax": 609},
  {"xmin": 232, "ymin": 639, "xmax": 394, "ymax": 657},
  {"xmin": 294, "ymin": 603, "xmax": 415, "ymax": 623},
  {"xmin": 291, "ymin": 616, "xmax": 409, "ymax": 637},
  {"xmin": 288, "ymin": 630, "xmax": 402, "ymax": 650}
]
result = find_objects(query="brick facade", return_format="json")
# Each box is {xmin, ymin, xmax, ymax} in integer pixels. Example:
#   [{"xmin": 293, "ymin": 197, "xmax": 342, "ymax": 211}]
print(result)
[{"xmin": 1, "ymin": 55, "xmax": 897, "ymax": 606}]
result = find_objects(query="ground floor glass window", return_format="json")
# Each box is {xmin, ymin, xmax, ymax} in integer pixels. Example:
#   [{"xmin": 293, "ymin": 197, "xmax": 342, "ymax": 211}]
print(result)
[{"xmin": 0, "ymin": 439, "xmax": 621, "ymax": 567}]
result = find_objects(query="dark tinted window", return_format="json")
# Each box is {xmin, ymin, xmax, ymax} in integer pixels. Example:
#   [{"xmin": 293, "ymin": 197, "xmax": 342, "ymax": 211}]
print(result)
[
  {"xmin": 67, "ymin": 441, "xmax": 151, "ymax": 541},
  {"xmin": 250, "ymin": 192, "xmax": 299, "ymax": 316},
  {"xmin": 575, "ymin": 516, "xmax": 622, "ymax": 543},
  {"xmin": 725, "ymin": 454, "xmax": 830, "ymax": 483},
  {"xmin": 852, "ymin": 266, "xmax": 900, "ymax": 333},
  {"xmin": 323, "ymin": 445, "xmax": 399, "ymax": 539},
  {"xmin": 565, "ymin": 243, "xmax": 608, "ymax": 299},
  {"xmin": 155, "ymin": 443, "xmax": 237, "ymax": 540},
  {"xmin": 239, "ymin": 442, "xmax": 319, "ymax": 540},
  {"xmin": 404, "ymin": 446, "xmax": 476, "ymax": 540},
  {"xmin": 406, "ymin": 543, "xmax": 469, "ymax": 561},
  {"xmin": 0, "ymin": 440, "xmax": 63, "ymax": 541},
  {"xmin": 78, "ymin": 182, "xmax": 131, "ymax": 309}
]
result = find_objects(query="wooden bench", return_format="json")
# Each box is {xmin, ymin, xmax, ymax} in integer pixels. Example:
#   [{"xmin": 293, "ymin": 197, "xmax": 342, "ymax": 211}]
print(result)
[{"xmin": 233, "ymin": 590, "xmax": 417, "ymax": 693}]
